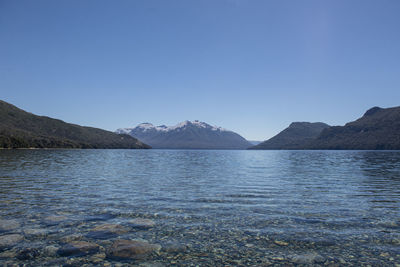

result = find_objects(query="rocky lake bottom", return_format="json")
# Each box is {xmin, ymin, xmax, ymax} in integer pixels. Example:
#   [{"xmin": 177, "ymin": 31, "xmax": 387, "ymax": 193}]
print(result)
[{"xmin": 0, "ymin": 149, "xmax": 399, "ymax": 266}]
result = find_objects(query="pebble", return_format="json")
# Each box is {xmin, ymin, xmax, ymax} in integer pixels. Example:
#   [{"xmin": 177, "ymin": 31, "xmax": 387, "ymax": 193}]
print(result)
[
  {"xmin": 0, "ymin": 234, "xmax": 24, "ymax": 248},
  {"xmin": 89, "ymin": 252, "xmax": 106, "ymax": 263},
  {"xmin": 137, "ymin": 262, "xmax": 166, "ymax": 267},
  {"xmin": 274, "ymin": 240, "xmax": 288, "ymax": 246},
  {"xmin": 65, "ymin": 257, "xmax": 86, "ymax": 266},
  {"xmin": 107, "ymin": 239, "xmax": 161, "ymax": 259}
]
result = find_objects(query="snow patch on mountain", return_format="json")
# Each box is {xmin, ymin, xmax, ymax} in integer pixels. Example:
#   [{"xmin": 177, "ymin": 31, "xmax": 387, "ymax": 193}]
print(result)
[{"xmin": 117, "ymin": 120, "xmax": 229, "ymax": 134}]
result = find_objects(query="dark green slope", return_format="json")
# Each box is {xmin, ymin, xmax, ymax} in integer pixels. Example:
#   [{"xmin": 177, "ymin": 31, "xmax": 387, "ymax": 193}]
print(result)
[
  {"xmin": 309, "ymin": 106, "xmax": 400, "ymax": 150},
  {"xmin": 0, "ymin": 100, "xmax": 150, "ymax": 149},
  {"xmin": 249, "ymin": 122, "xmax": 330, "ymax": 150}
]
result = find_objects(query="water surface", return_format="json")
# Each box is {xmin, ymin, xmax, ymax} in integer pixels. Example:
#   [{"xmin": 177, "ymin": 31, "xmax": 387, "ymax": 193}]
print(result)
[{"xmin": 0, "ymin": 150, "xmax": 399, "ymax": 266}]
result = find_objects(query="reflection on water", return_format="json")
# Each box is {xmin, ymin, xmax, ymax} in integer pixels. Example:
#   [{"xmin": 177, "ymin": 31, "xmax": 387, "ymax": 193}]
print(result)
[{"xmin": 0, "ymin": 150, "xmax": 399, "ymax": 266}]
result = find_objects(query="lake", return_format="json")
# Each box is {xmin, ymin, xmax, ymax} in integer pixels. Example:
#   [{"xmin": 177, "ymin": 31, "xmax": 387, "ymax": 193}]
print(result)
[{"xmin": 0, "ymin": 150, "xmax": 399, "ymax": 266}]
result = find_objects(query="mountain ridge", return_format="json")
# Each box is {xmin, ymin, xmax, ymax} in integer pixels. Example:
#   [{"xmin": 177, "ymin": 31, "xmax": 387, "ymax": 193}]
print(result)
[
  {"xmin": 0, "ymin": 100, "xmax": 150, "ymax": 149},
  {"xmin": 117, "ymin": 120, "xmax": 252, "ymax": 149},
  {"xmin": 249, "ymin": 122, "xmax": 330, "ymax": 150},
  {"xmin": 308, "ymin": 106, "xmax": 400, "ymax": 149},
  {"xmin": 250, "ymin": 106, "xmax": 400, "ymax": 150}
]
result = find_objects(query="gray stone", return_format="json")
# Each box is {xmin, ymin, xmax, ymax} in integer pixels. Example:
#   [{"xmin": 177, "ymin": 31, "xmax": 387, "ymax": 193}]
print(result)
[
  {"xmin": 16, "ymin": 247, "xmax": 40, "ymax": 260},
  {"xmin": 137, "ymin": 262, "xmax": 166, "ymax": 267},
  {"xmin": 60, "ymin": 234, "xmax": 82, "ymax": 243},
  {"xmin": 130, "ymin": 218, "xmax": 156, "ymax": 229},
  {"xmin": 0, "ymin": 249, "xmax": 17, "ymax": 258},
  {"xmin": 92, "ymin": 224, "xmax": 129, "ymax": 234},
  {"xmin": 0, "ymin": 219, "xmax": 20, "ymax": 232},
  {"xmin": 290, "ymin": 252, "xmax": 325, "ymax": 264},
  {"xmin": 87, "ymin": 224, "xmax": 130, "ymax": 239},
  {"xmin": 44, "ymin": 245, "xmax": 59, "ymax": 257},
  {"xmin": 107, "ymin": 239, "xmax": 161, "ymax": 259},
  {"xmin": 23, "ymin": 228, "xmax": 49, "ymax": 237},
  {"xmin": 43, "ymin": 215, "xmax": 68, "ymax": 226},
  {"xmin": 89, "ymin": 252, "xmax": 106, "ymax": 263},
  {"xmin": 58, "ymin": 241, "xmax": 100, "ymax": 257},
  {"xmin": 274, "ymin": 240, "xmax": 288, "ymax": 246},
  {"xmin": 0, "ymin": 234, "xmax": 24, "ymax": 248}
]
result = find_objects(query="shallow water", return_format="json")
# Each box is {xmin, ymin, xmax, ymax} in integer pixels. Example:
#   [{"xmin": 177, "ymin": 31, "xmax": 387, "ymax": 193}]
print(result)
[{"xmin": 0, "ymin": 149, "xmax": 399, "ymax": 266}]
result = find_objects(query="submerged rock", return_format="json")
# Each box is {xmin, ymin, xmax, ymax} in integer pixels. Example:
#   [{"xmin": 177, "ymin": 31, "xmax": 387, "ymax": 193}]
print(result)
[
  {"xmin": 0, "ymin": 249, "xmax": 17, "ymax": 258},
  {"xmin": 60, "ymin": 234, "xmax": 83, "ymax": 243},
  {"xmin": 92, "ymin": 224, "xmax": 129, "ymax": 234},
  {"xmin": 16, "ymin": 247, "xmax": 40, "ymax": 260},
  {"xmin": 44, "ymin": 245, "xmax": 59, "ymax": 257},
  {"xmin": 23, "ymin": 228, "xmax": 49, "ymax": 238},
  {"xmin": 84, "ymin": 213, "xmax": 116, "ymax": 222},
  {"xmin": 137, "ymin": 262, "xmax": 166, "ymax": 267},
  {"xmin": 290, "ymin": 252, "xmax": 325, "ymax": 264},
  {"xmin": 0, "ymin": 234, "xmax": 23, "ymax": 249},
  {"xmin": 58, "ymin": 241, "xmax": 100, "ymax": 257},
  {"xmin": 107, "ymin": 239, "xmax": 161, "ymax": 259},
  {"xmin": 130, "ymin": 218, "xmax": 156, "ymax": 229},
  {"xmin": 0, "ymin": 219, "xmax": 21, "ymax": 232},
  {"xmin": 87, "ymin": 224, "xmax": 130, "ymax": 240},
  {"xmin": 274, "ymin": 240, "xmax": 288, "ymax": 246},
  {"xmin": 89, "ymin": 252, "xmax": 106, "ymax": 263}
]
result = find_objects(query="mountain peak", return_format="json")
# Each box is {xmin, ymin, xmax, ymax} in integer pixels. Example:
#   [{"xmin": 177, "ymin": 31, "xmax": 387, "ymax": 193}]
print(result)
[
  {"xmin": 289, "ymin": 122, "xmax": 309, "ymax": 127},
  {"xmin": 136, "ymin": 123, "xmax": 158, "ymax": 132},
  {"xmin": 139, "ymin": 122, "xmax": 154, "ymax": 126},
  {"xmin": 363, "ymin": 106, "xmax": 383, "ymax": 116},
  {"xmin": 173, "ymin": 120, "xmax": 193, "ymax": 129}
]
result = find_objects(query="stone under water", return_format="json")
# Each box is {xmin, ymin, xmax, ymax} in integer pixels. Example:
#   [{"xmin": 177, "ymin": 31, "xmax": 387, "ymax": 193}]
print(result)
[{"xmin": 107, "ymin": 239, "xmax": 161, "ymax": 259}]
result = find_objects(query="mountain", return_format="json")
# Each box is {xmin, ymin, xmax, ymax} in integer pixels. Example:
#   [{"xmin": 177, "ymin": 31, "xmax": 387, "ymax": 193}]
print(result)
[
  {"xmin": 116, "ymin": 120, "xmax": 252, "ymax": 149},
  {"xmin": 308, "ymin": 106, "xmax": 400, "ymax": 150},
  {"xmin": 0, "ymin": 100, "xmax": 150, "ymax": 149},
  {"xmin": 249, "ymin": 122, "xmax": 330, "ymax": 150}
]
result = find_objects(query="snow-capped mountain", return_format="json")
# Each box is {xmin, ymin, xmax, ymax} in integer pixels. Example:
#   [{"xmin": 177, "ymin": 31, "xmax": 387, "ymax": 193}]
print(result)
[{"xmin": 116, "ymin": 120, "xmax": 252, "ymax": 149}]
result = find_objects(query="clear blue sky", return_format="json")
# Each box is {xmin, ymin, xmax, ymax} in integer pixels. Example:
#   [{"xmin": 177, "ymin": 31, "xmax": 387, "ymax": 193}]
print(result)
[{"xmin": 1, "ymin": 0, "xmax": 399, "ymax": 140}]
